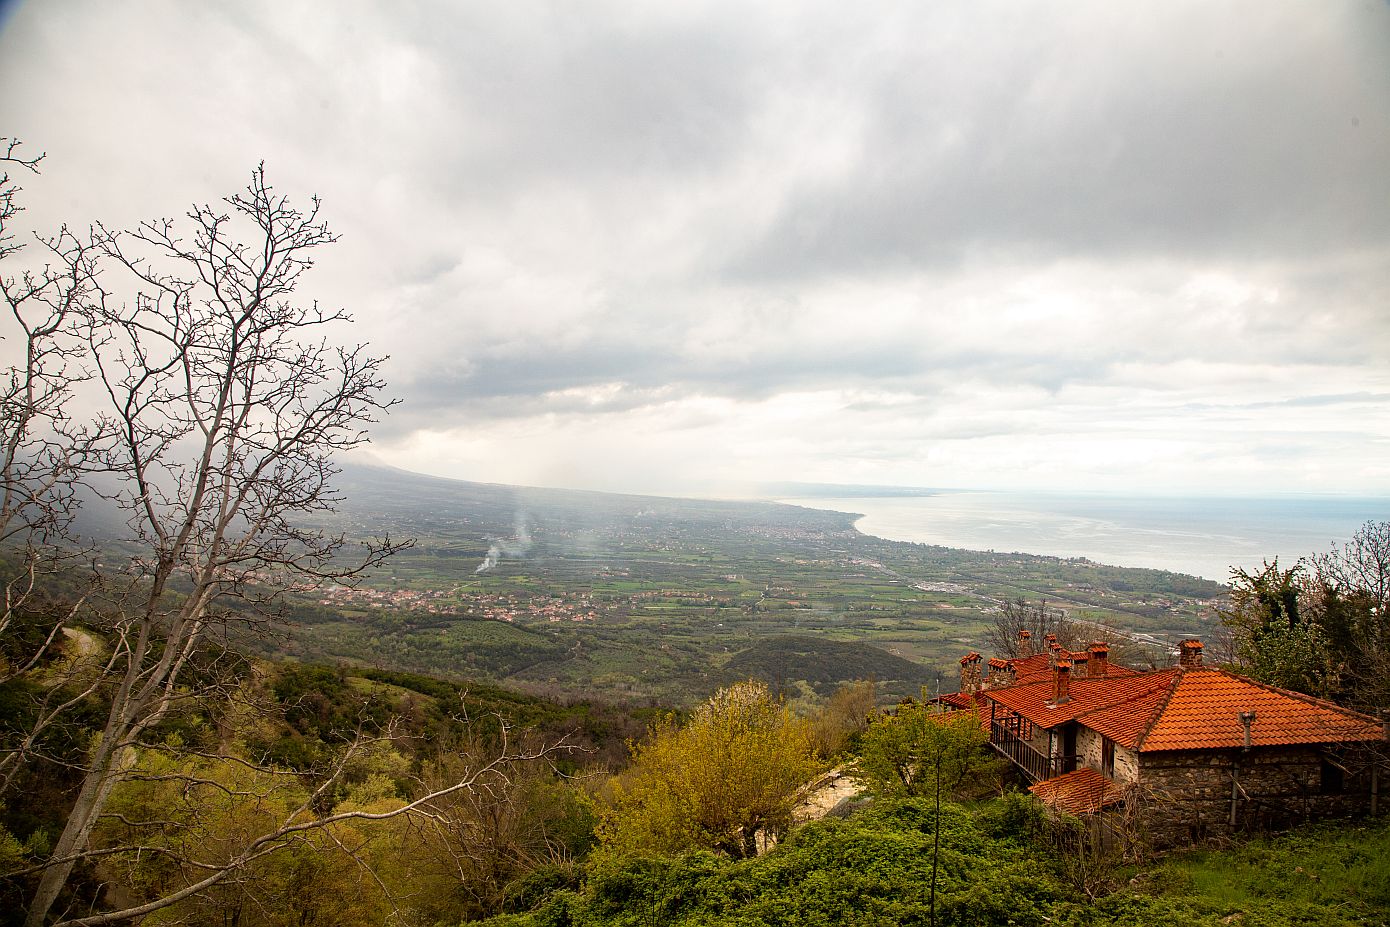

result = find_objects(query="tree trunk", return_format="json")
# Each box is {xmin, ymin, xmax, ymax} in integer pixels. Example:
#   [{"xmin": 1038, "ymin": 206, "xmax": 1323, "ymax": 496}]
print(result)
[{"xmin": 24, "ymin": 744, "xmax": 127, "ymax": 927}]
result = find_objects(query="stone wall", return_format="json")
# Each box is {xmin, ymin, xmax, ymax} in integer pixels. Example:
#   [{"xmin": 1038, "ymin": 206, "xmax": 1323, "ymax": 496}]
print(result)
[
  {"xmin": 1129, "ymin": 746, "xmax": 1381, "ymax": 849},
  {"xmin": 1078, "ymin": 726, "xmax": 1103, "ymax": 773},
  {"xmin": 1076, "ymin": 726, "xmax": 1140, "ymax": 784},
  {"xmin": 1114, "ymin": 743, "xmax": 1140, "ymax": 784}
]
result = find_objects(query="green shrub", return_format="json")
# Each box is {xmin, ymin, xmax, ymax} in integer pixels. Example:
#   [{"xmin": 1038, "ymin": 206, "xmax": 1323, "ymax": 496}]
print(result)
[{"xmin": 979, "ymin": 790, "xmax": 1045, "ymax": 842}]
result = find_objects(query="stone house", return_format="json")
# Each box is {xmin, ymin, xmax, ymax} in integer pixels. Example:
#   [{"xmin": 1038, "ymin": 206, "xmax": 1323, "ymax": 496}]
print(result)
[{"xmin": 947, "ymin": 635, "xmax": 1387, "ymax": 847}]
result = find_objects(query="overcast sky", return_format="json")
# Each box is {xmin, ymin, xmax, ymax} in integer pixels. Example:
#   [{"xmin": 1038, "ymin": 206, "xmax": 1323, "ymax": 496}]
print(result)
[{"xmin": 2, "ymin": 0, "xmax": 1388, "ymax": 498}]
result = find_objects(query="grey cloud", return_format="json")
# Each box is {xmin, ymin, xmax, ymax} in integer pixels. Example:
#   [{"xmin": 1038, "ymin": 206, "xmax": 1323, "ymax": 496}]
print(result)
[
  {"xmin": 723, "ymin": 3, "xmax": 1390, "ymax": 281},
  {"xmin": 2, "ymin": 0, "xmax": 1387, "ymax": 495},
  {"xmin": 380, "ymin": 334, "xmax": 935, "ymax": 427},
  {"xmin": 1188, "ymin": 393, "xmax": 1390, "ymax": 412},
  {"xmin": 360, "ymin": 3, "xmax": 767, "ymax": 201}
]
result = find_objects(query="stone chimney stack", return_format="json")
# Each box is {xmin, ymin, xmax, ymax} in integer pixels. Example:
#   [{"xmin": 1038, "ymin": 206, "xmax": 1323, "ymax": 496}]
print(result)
[
  {"xmin": 1179, "ymin": 639, "xmax": 1204, "ymax": 669},
  {"xmin": 988, "ymin": 658, "xmax": 1015, "ymax": 688},
  {"xmin": 1047, "ymin": 638, "xmax": 1062, "ymax": 668},
  {"xmin": 959, "ymin": 652, "xmax": 983, "ymax": 694},
  {"xmin": 1087, "ymin": 641, "xmax": 1110, "ymax": 678},
  {"xmin": 1071, "ymin": 650, "xmax": 1090, "ymax": 675},
  {"xmin": 1017, "ymin": 629, "xmax": 1033, "ymax": 657},
  {"xmin": 1052, "ymin": 657, "xmax": 1072, "ymax": 704}
]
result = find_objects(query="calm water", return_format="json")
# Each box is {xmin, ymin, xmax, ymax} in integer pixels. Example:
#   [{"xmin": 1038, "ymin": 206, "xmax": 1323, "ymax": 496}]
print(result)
[{"xmin": 782, "ymin": 492, "xmax": 1388, "ymax": 582}]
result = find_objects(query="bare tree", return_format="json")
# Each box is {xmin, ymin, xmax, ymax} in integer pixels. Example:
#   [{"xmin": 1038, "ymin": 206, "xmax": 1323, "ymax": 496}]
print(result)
[
  {"xmin": 1313, "ymin": 520, "xmax": 1390, "ymax": 616},
  {"xmin": 25, "ymin": 717, "xmax": 573, "ymax": 927},
  {"xmin": 0, "ymin": 140, "xmax": 103, "ymax": 671},
  {"xmin": 411, "ymin": 734, "xmax": 592, "ymax": 920},
  {"xmin": 0, "ymin": 140, "xmax": 111, "ymax": 808},
  {"xmin": 983, "ymin": 596, "xmax": 1161, "ymax": 669},
  {"xmin": 984, "ymin": 597, "xmax": 1079, "ymax": 658},
  {"xmin": 3, "ymin": 162, "xmax": 427, "ymax": 926}
]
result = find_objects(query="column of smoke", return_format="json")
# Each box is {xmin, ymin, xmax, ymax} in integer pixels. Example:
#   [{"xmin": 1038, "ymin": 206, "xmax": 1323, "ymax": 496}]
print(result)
[{"xmin": 476, "ymin": 512, "xmax": 532, "ymax": 573}]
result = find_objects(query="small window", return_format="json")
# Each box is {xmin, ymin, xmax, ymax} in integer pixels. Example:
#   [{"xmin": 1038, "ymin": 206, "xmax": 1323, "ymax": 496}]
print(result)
[
  {"xmin": 1320, "ymin": 759, "xmax": 1344, "ymax": 795},
  {"xmin": 1102, "ymin": 738, "xmax": 1116, "ymax": 779}
]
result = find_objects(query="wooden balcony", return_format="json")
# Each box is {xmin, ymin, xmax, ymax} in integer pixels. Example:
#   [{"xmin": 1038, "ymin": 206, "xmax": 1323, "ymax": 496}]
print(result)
[{"xmin": 990, "ymin": 720, "xmax": 1075, "ymax": 782}]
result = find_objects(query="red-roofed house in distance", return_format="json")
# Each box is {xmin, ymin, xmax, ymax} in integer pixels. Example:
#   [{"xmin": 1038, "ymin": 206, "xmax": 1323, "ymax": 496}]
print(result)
[{"xmin": 943, "ymin": 632, "xmax": 1387, "ymax": 848}]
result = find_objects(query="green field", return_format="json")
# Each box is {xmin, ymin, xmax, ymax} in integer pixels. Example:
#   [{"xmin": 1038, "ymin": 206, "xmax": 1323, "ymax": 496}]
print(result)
[{"xmin": 266, "ymin": 465, "xmax": 1227, "ymax": 706}]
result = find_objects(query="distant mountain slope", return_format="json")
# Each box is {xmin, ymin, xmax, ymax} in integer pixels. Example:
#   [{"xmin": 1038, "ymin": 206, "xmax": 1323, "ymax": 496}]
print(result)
[
  {"xmin": 721, "ymin": 635, "xmax": 935, "ymax": 697},
  {"xmin": 329, "ymin": 462, "xmax": 859, "ymax": 552}
]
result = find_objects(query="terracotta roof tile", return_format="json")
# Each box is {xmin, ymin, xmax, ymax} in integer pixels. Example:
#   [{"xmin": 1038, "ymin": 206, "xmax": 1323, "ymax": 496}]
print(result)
[
  {"xmin": 1077, "ymin": 685, "xmax": 1172, "ymax": 749},
  {"xmin": 1135, "ymin": 669, "xmax": 1386, "ymax": 752},
  {"xmin": 983, "ymin": 669, "xmax": 1179, "ymax": 728},
  {"xmin": 933, "ymin": 692, "xmax": 993, "ymax": 731},
  {"xmin": 989, "ymin": 664, "xmax": 1387, "ymax": 752},
  {"xmin": 1010, "ymin": 653, "xmax": 1057, "ymax": 685},
  {"xmin": 1007, "ymin": 651, "xmax": 1137, "ymax": 685},
  {"xmin": 1029, "ymin": 767, "xmax": 1125, "ymax": 814},
  {"xmin": 938, "ymin": 692, "xmax": 976, "ymax": 710}
]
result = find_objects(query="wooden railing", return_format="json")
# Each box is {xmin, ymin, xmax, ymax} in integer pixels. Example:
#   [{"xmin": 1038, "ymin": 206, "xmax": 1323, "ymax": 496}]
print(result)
[{"xmin": 989, "ymin": 720, "xmax": 1075, "ymax": 782}]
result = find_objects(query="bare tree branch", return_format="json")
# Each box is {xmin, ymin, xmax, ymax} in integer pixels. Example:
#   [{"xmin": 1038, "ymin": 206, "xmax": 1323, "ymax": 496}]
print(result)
[{"xmin": 4, "ymin": 162, "xmax": 416, "ymax": 927}]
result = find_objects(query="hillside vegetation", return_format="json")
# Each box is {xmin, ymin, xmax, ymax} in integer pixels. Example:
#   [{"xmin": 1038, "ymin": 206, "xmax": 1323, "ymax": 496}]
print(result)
[
  {"xmin": 479, "ymin": 799, "xmax": 1390, "ymax": 927},
  {"xmin": 4, "ymin": 637, "xmax": 1388, "ymax": 926}
]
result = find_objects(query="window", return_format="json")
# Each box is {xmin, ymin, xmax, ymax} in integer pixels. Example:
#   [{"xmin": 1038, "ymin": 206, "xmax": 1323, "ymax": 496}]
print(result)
[{"xmin": 1320, "ymin": 758, "xmax": 1345, "ymax": 795}]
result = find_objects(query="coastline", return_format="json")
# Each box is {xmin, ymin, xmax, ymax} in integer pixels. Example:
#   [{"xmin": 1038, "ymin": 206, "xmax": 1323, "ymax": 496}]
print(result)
[{"xmin": 780, "ymin": 491, "xmax": 1386, "ymax": 583}]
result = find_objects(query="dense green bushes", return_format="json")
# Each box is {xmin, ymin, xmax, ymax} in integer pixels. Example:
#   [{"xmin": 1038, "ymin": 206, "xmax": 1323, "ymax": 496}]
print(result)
[
  {"xmin": 481, "ymin": 798, "xmax": 1064, "ymax": 927},
  {"xmin": 480, "ymin": 798, "xmax": 1390, "ymax": 927}
]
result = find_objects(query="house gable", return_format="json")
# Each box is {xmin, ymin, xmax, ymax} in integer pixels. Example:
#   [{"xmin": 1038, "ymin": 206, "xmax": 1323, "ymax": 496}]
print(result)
[{"xmin": 1133, "ymin": 668, "xmax": 1385, "ymax": 752}]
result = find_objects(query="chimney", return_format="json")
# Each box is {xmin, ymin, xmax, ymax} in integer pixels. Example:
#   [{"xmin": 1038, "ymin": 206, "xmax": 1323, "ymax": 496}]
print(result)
[
  {"xmin": 1052, "ymin": 657, "xmax": 1072, "ymax": 704},
  {"xmin": 988, "ymin": 658, "xmax": 1016, "ymax": 688},
  {"xmin": 1179, "ymin": 639, "xmax": 1204, "ymax": 669},
  {"xmin": 1017, "ymin": 629, "xmax": 1033, "ymax": 657},
  {"xmin": 1048, "ymin": 639, "xmax": 1062, "ymax": 668},
  {"xmin": 959, "ymin": 652, "xmax": 983, "ymax": 694},
  {"xmin": 1239, "ymin": 711, "xmax": 1256, "ymax": 749},
  {"xmin": 1087, "ymin": 641, "xmax": 1110, "ymax": 678},
  {"xmin": 1071, "ymin": 650, "xmax": 1090, "ymax": 675}
]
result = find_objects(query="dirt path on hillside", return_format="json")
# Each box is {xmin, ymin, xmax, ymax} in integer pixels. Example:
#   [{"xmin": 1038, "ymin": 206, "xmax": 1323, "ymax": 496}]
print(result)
[
  {"xmin": 756, "ymin": 766, "xmax": 866, "ymax": 855},
  {"xmin": 794, "ymin": 766, "xmax": 866, "ymax": 823},
  {"xmin": 62, "ymin": 627, "xmax": 99, "ymax": 658}
]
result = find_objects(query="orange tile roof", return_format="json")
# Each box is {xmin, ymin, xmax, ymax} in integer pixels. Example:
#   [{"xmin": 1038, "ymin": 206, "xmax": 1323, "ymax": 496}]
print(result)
[
  {"xmin": 1077, "ymin": 684, "xmax": 1173, "ymax": 749},
  {"xmin": 989, "ymin": 664, "xmax": 1387, "ymax": 753},
  {"xmin": 1134, "ymin": 669, "xmax": 1386, "ymax": 752},
  {"xmin": 983, "ymin": 669, "xmax": 1179, "ymax": 728},
  {"xmin": 1010, "ymin": 653, "xmax": 1057, "ymax": 685},
  {"xmin": 1006, "ymin": 651, "xmax": 1137, "ymax": 685},
  {"xmin": 934, "ymin": 692, "xmax": 993, "ymax": 731},
  {"xmin": 1029, "ymin": 767, "xmax": 1125, "ymax": 814}
]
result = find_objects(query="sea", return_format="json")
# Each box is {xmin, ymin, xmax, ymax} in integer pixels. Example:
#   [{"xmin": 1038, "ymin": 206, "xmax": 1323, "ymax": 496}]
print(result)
[{"xmin": 779, "ymin": 491, "xmax": 1388, "ymax": 583}]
